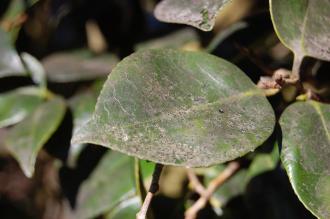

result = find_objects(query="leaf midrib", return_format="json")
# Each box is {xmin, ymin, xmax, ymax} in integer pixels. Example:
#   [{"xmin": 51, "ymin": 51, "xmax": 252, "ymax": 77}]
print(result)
[{"xmin": 94, "ymin": 89, "xmax": 262, "ymax": 130}]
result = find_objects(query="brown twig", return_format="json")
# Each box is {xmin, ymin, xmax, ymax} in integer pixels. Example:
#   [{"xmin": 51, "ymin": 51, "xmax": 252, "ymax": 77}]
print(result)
[
  {"xmin": 136, "ymin": 163, "xmax": 164, "ymax": 219},
  {"xmin": 185, "ymin": 162, "xmax": 240, "ymax": 219},
  {"xmin": 186, "ymin": 168, "xmax": 206, "ymax": 195}
]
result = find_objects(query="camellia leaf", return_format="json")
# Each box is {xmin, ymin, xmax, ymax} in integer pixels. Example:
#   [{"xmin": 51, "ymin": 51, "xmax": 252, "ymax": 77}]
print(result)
[
  {"xmin": 4, "ymin": 96, "xmax": 66, "ymax": 177},
  {"xmin": 154, "ymin": 0, "xmax": 231, "ymax": 31},
  {"xmin": 0, "ymin": 86, "xmax": 44, "ymax": 128},
  {"xmin": 0, "ymin": 28, "xmax": 26, "ymax": 78},
  {"xmin": 280, "ymin": 101, "xmax": 330, "ymax": 219},
  {"xmin": 42, "ymin": 50, "xmax": 118, "ymax": 83},
  {"xmin": 270, "ymin": 0, "xmax": 330, "ymax": 71},
  {"xmin": 72, "ymin": 49, "xmax": 275, "ymax": 167},
  {"xmin": 74, "ymin": 151, "xmax": 136, "ymax": 219}
]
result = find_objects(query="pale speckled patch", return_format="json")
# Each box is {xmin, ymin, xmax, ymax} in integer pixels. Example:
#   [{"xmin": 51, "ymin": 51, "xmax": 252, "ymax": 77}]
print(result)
[
  {"xmin": 280, "ymin": 100, "xmax": 330, "ymax": 218},
  {"xmin": 154, "ymin": 0, "xmax": 231, "ymax": 31}
]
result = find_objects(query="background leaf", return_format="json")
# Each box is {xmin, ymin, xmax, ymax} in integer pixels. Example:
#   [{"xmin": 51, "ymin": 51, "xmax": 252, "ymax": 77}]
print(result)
[
  {"xmin": 270, "ymin": 0, "xmax": 330, "ymax": 62},
  {"xmin": 42, "ymin": 50, "xmax": 118, "ymax": 83},
  {"xmin": 105, "ymin": 196, "xmax": 141, "ymax": 219},
  {"xmin": 73, "ymin": 49, "xmax": 275, "ymax": 167},
  {"xmin": 280, "ymin": 101, "xmax": 330, "ymax": 219},
  {"xmin": 154, "ymin": 0, "xmax": 231, "ymax": 31},
  {"xmin": 4, "ymin": 96, "xmax": 66, "ymax": 177},
  {"xmin": 21, "ymin": 52, "xmax": 47, "ymax": 89},
  {"xmin": 67, "ymin": 80, "xmax": 104, "ymax": 167},
  {"xmin": 0, "ymin": 28, "xmax": 26, "ymax": 77},
  {"xmin": 0, "ymin": 86, "xmax": 44, "ymax": 128},
  {"xmin": 74, "ymin": 151, "xmax": 136, "ymax": 219}
]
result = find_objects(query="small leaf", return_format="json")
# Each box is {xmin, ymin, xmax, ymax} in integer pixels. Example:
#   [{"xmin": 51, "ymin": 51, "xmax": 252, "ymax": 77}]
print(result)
[
  {"xmin": 0, "ymin": 28, "xmax": 26, "ymax": 78},
  {"xmin": 154, "ymin": 0, "xmax": 231, "ymax": 31},
  {"xmin": 0, "ymin": 86, "xmax": 44, "ymax": 128},
  {"xmin": 105, "ymin": 196, "xmax": 141, "ymax": 219},
  {"xmin": 21, "ymin": 52, "xmax": 47, "ymax": 89},
  {"xmin": 73, "ymin": 49, "xmax": 275, "ymax": 167},
  {"xmin": 270, "ymin": 0, "xmax": 330, "ymax": 63},
  {"xmin": 42, "ymin": 50, "xmax": 119, "ymax": 83},
  {"xmin": 246, "ymin": 143, "xmax": 279, "ymax": 179},
  {"xmin": 74, "ymin": 151, "xmax": 136, "ymax": 219},
  {"xmin": 4, "ymin": 96, "xmax": 66, "ymax": 177},
  {"xmin": 135, "ymin": 28, "xmax": 199, "ymax": 51},
  {"xmin": 280, "ymin": 101, "xmax": 330, "ymax": 219}
]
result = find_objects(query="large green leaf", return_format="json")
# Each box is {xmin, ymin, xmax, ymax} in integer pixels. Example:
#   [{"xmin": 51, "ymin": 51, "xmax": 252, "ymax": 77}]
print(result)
[
  {"xmin": 154, "ymin": 0, "xmax": 231, "ymax": 31},
  {"xmin": 0, "ymin": 86, "xmax": 44, "ymax": 128},
  {"xmin": 4, "ymin": 97, "xmax": 66, "ymax": 177},
  {"xmin": 42, "ymin": 50, "xmax": 118, "ymax": 83},
  {"xmin": 72, "ymin": 49, "xmax": 275, "ymax": 167},
  {"xmin": 0, "ymin": 28, "xmax": 25, "ymax": 77},
  {"xmin": 280, "ymin": 101, "xmax": 330, "ymax": 218},
  {"xmin": 74, "ymin": 151, "xmax": 136, "ymax": 219},
  {"xmin": 270, "ymin": 0, "xmax": 330, "ymax": 64}
]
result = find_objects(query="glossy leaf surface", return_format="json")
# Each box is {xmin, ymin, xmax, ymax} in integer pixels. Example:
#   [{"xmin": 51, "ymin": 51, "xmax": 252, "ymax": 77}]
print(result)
[
  {"xmin": 135, "ymin": 28, "xmax": 199, "ymax": 51},
  {"xmin": 154, "ymin": 0, "xmax": 231, "ymax": 31},
  {"xmin": 73, "ymin": 49, "xmax": 275, "ymax": 167},
  {"xmin": 280, "ymin": 101, "xmax": 330, "ymax": 218},
  {"xmin": 4, "ymin": 97, "xmax": 66, "ymax": 177}
]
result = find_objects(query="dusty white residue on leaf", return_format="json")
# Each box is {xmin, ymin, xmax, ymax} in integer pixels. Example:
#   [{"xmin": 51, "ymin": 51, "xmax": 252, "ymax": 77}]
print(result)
[{"xmin": 72, "ymin": 49, "xmax": 275, "ymax": 167}]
